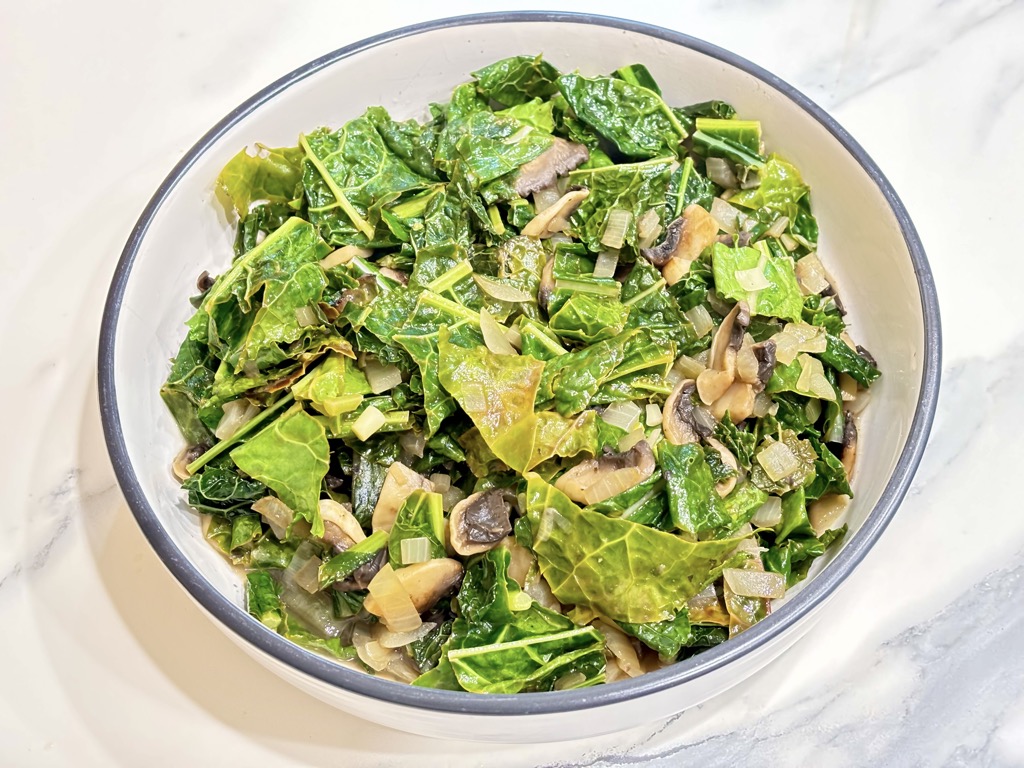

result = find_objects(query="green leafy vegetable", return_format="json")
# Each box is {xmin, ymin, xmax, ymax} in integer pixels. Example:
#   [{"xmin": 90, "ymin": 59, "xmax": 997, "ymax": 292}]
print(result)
[{"xmin": 711, "ymin": 242, "xmax": 804, "ymax": 322}]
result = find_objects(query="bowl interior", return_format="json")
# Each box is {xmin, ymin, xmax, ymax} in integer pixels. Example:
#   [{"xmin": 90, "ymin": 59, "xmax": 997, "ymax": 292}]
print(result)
[{"xmin": 107, "ymin": 17, "xmax": 928, "ymax": 705}]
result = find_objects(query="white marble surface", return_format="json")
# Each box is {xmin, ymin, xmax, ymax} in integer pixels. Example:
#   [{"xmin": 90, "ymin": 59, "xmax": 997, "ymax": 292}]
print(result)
[{"xmin": 1, "ymin": 0, "xmax": 1020, "ymax": 764}]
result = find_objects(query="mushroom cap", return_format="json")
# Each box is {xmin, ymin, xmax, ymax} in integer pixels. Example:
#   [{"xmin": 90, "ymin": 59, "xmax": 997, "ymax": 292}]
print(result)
[
  {"xmin": 514, "ymin": 138, "xmax": 590, "ymax": 197},
  {"xmin": 363, "ymin": 558, "xmax": 463, "ymax": 615},
  {"xmin": 554, "ymin": 441, "xmax": 656, "ymax": 505},
  {"xmin": 449, "ymin": 489, "xmax": 515, "ymax": 556},
  {"xmin": 663, "ymin": 378, "xmax": 709, "ymax": 445}
]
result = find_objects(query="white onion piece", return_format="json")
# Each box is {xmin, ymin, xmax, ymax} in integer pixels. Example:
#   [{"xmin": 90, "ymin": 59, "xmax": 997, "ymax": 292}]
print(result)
[
  {"xmin": 723, "ymin": 568, "xmax": 786, "ymax": 599},
  {"xmin": 617, "ymin": 426, "xmax": 647, "ymax": 453},
  {"xmin": 290, "ymin": 552, "xmax": 322, "ymax": 594},
  {"xmin": 839, "ymin": 373, "xmax": 859, "ymax": 402},
  {"xmin": 372, "ymin": 463, "xmax": 432, "ymax": 532},
  {"xmin": 646, "ymin": 427, "xmax": 663, "ymax": 449},
  {"xmin": 765, "ymin": 215, "xmax": 790, "ymax": 239},
  {"xmin": 377, "ymin": 621, "xmax": 437, "ymax": 649},
  {"xmin": 645, "ymin": 403, "xmax": 663, "ymax": 426},
  {"xmin": 319, "ymin": 498, "xmax": 365, "ymax": 543},
  {"xmin": 750, "ymin": 496, "xmax": 783, "ymax": 528},
  {"xmin": 710, "ymin": 197, "xmax": 744, "ymax": 234},
  {"xmin": 214, "ymin": 399, "xmax": 260, "ymax": 441},
  {"xmin": 691, "ymin": 404, "xmax": 718, "ymax": 436},
  {"xmin": 794, "ymin": 252, "xmax": 830, "ymax": 295},
  {"xmin": 786, "ymin": 323, "xmax": 827, "ymax": 353},
  {"xmin": 554, "ymin": 671, "xmax": 589, "ymax": 690},
  {"xmin": 253, "ymin": 496, "xmax": 294, "ymax": 540},
  {"xmin": 735, "ymin": 266, "xmax": 770, "ymax": 291},
  {"xmin": 752, "ymin": 391, "xmax": 773, "ymax": 418},
  {"xmin": 673, "ymin": 353, "xmax": 707, "ymax": 380},
  {"xmin": 441, "ymin": 486, "xmax": 465, "ymax": 513},
  {"xmin": 706, "ymin": 157, "xmax": 739, "ymax": 189},
  {"xmin": 780, "ymin": 233, "xmax": 799, "ymax": 252},
  {"xmin": 501, "ymin": 537, "xmax": 534, "ymax": 588},
  {"xmin": 363, "ymin": 360, "xmax": 403, "ymax": 394},
  {"xmin": 601, "ymin": 209, "xmax": 632, "ymax": 249},
  {"xmin": 353, "ymin": 624, "xmax": 395, "ymax": 671},
  {"xmin": 601, "ymin": 401, "xmax": 642, "ymax": 432},
  {"xmin": 320, "ymin": 245, "xmax": 372, "ymax": 270},
  {"xmin": 757, "ymin": 440, "xmax": 801, "ymax": 481},
  {"xmin": 480, "ymin": 308, "xmax": 517, "ymax": 356},
  {"xmin": 352, "ymin": 405, "xmax": 386, "ymax": 441},
  {"xmin": 429, "ymin": 473, "xmax": 451, "ymax": 492},
  {"xmin": 505, "ymin": 324, "xmax": 523, "ymax": 350},
  {"xmin": 294, "ymin": 305, "xmax": 318, "ymax": 328},
  {"xmin": 772, "ymin": 331, "xmax": 799, "ymax": 365},
  {"xmin": 366, "ymin": 564, "xmax": 422, "ymax": 633},
  {"xmin": 809, "ymin": 494, "xmax": 850, "ymax": 536},
  {"xmin": 593, "ymin": 249, "xmax": 619, "ymax": 279},
  {"xmin": 637, "ymin": 208, "xmax": 661, "ymax": 240},
  {"xmin": 637, "ymin": 222, "xmax": 663, "ymax": 251},
  {"xmin": 533, "ymin": 186, "xmax": 560, "ymax": 213},
  {"xmin": 474, "ymin": 274, "xmax": 532, "ymax": 303},
  {"xmin": 683, "ymin": 304, "xmax": 715, "ymax": 338},
  {"xmin": 399, "ymin": 430, "xmax": 425, "ymax": 458},
  {"xmin": 400, "ymin": 537, "xmax": 433, "ymax": 565}
]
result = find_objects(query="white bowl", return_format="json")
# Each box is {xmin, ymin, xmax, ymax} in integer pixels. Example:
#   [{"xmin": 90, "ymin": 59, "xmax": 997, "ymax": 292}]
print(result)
[{"xmin": 98, "ymin": 12, "xmax": 941, "ymax": 743}]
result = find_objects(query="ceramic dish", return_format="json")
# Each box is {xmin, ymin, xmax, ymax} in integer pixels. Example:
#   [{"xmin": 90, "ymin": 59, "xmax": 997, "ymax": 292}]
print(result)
[{"xmin": 98, "ymin": 12, "xmax": 940, "ymax": 742}]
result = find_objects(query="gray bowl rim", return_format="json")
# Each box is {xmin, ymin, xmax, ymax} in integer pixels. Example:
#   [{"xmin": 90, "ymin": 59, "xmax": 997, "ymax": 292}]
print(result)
[{"xmin": 98, "ymin": 10, "xmax": 942, "ymax": 717}]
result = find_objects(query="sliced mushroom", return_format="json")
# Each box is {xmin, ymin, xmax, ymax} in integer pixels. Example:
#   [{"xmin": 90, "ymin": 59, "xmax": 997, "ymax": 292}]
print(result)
[
  {"xmin": 639, "ymin": 204, "xmax": 720, "ymax": 286},
  {"xmin": 363, "ymin": 558, "xmax": 463, "ymax": 615},
  {"xmin": 371, "ymin": 463, "xmax": 433, "ymax": 533},
  {"xmin": 696, "ymin": 368, "xmax": 734, "ymax": 405},
  {"xmin": 521, "ymin": 189, "xmax": 589, "ymax": 239},
  {"xmin": 319, "ymin": 498, "xmax": 366, "ymax": 545},
  {"xmin": 706, "ymin": 437, "xmax": 739, "ymax": 498},
  {"xmin": 752, "ymin": 339, "xmax": 777, "ymax": 391},
  {"xmin": 334, "ymin": 547, "xmax": 387, "ymax": 592},
  {"xmin": 710, "ymin": 381, "xmax": 756, "ymax": 423},
  {"xmin": 379, "ymin": 267, "xmax": 409, "ymax": 286},
  {"xmin": 662, "ymin": 379, "xmax": 709, "ymax": 445},
  {"xmin": 554, "ymin": 441, "xmax": 656, "ymax": 505},
  {"xmin": 449, "ymin": 489, "xmax": 515, "ymax": 556},
  {"xmin": 708, "ymin": 301, "xmax": 750, "ymax": 373},
  {"xmin": 841, "ymin": 412, "xmax": 858, "ymax": 479},
  {"xmin": 515, "ymin": 138, "xmax": 590, "ymax": 197}
]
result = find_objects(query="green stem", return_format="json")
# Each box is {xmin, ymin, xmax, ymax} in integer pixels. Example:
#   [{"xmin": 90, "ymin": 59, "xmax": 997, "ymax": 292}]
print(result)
[
  {"xmin": 186, "ymin": 395, "xmax": 296, "ymax": 474},
  {"xmin": 299, "ymin": 134, "xmax": 375, "ymax": 239}
]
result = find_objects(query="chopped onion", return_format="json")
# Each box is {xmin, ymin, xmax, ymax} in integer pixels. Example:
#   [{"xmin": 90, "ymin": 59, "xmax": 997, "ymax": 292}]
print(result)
[
  {"xmin": 353, "ymin": 624, "xmax": 395, "ymax": 671},
  {"xmin": 638, "ymin": 222, "xmax": 663, "ymax": 251},
  {"xmin": 290, "ymin": 551, "xmax": 322, "ymax": 594},
  {"xmin": 601, "ymin": 209, "xmax": 632, "ymax": 249},
  {"xmin": 796, "ymin": 354, "xmax": 836, "ymax": 400},
  {"xmin": 706, "ymin": 157, "xmax": 738, "ymax": 189},
  {"xmin": 645, "ymin": 403, "xmax": 663, "ymax": 427},
  {"xmin": 780, "ymin": 233, "xmax": 799, "ymax": 252},
  {"xmin": 399, "ymin": 430, "xmax": 425, "ymax": 458},
  {"xmin": 473, "ymin": 274, "xmax": 532, "ymax": 303},
  {"xmin": 400, "ymin": 536, "xmax": 433, "ymax": 565},
  {"xmin": 593, "ymin": 249, "xmax": 620, "ymax": 279},
  {"xmin": 319, "ymin": 498, "xmax": 365, "ymax": 543},
  {"xmin": 794, "ymin": 252, "xmax": 830, "ymax": 295},
  {"xmin": 757, "ymin": 440, "xmax": 801, "ymax": 481},
  {"xmin": 809, "ymin": 494, "xmax": 850, "ymax": 537},
  {"xmin": 735, "ymin": 266, "xmax": 770, "ymax": 292},
  {"xmin": 752, "ymin": 391, "xmax": 773, "ymax": 418},
  {"xmin": 505, "ymin": 324, "xmax": 522, "ymax": 350},
  {"xmin": 253, "ymin": 496, "xmax": 293, "ymax": 540},
  {"xmin": 601, "ymin": 401, "xmax": 642, "ymax": 432},
  {"xmin": 710, "ymin": 197, "xmax": 744, "ymax": 234},
  {"xmin": 750, "ymin": 496, "xmax": 783, "ymax": 528},
  {"xmin": 617, "ymin": 426, "xmax": 647, "ymax": 453},
  {"xmin": 429, "ymin": 473, "xmax": 451, "ymax": 492},
  {"xmin": 647, "ymin": 427, "xmax": 663, "ymax": 448},
  {"xmin": 320, "ymin": 245, "xmax": 372, "ymax": 270},
  {"xmin": 508, "ymin": 591, "xmax": 533, "ymax": 611},
  {"xmin": 377, "ymin": 621, "xmax": 437, "ymax": 649},
  {"xmin": 786, "ymin": 323, "xmax": 827, "ymax": 353},
  {"xmin": 363, "ymin": 360, "xmax": 403, "ymax": 394},
  {"xmin": 533, "ymin": 186, "xmax": 560, "ymax": 213},
  {"xmin": 772, "ymin": 331, "xmax": 799, "ymax": 365},
  {"xmin": 480, "ymin": 308, "xmax": 518, "ymax": 355},
  {"xmin": 214, "ymin": 398, "xmax": 260, "ymax": 441},
  {"xmin": 441, "ymin": 486, "xmax": 465, "ymax": 513},
  {"xmin": 366, "ymin": 564, "xmax": 422, "ymax": 633},
  {"xmin": 673, "ymin": 353, "xmax": 707, "ymax": 380},
  {"xmin": 294, "ymin": 305, "xmax": 318, "ymax": 328},
  {"xmin": 352, "ymin": 406, "xmax": 387, "ymax": 441},
  {"xmin": 554, "ymin": 671, "xmax": 589, "ymax": 690},
  {"xmin": 765, "ymin": 215, "xmax": 790, "ymax": 239},
  {"xmin": 723, "ymin": 568, "xmax": 786, "ymax": 599},
  {"xmin": 839, "ymin": 373, "xmax": 859, "ymax": 402},
  {"xmin": 684, "ymin": 305, "xmax": 715, "ymax": 338},
  {"xmin": 637, "ymin": 208, "xmax": 660, "ymax": 239}
]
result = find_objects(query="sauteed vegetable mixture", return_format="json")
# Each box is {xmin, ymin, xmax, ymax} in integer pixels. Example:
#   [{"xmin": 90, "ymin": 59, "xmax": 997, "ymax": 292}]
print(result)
[{"xmin": 163, "ymin": 56, "xmax": 879, "ymax": 692}]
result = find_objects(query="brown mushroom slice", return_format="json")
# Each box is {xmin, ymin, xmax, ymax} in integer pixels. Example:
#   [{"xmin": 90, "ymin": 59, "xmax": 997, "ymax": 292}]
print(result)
[
  {"xmin": 514, "ymin": 138, "xmax": 590, "ymax": 197},
  {"xmin": 554, "ymin": 441, "xmax": 656, "ymax": 505},
  {"xmin": 710, "ymin": 381, "xmax": 756, "ymax": 423},
  {"xmin": 841, "ymin": 413, "xmax": 858, "ymax": 479},
  {"xmin": 521, "ymin": 188, "xmax": 589, "ymax": 239},
  {"xmin": 696, "ymin": 368, "xmax": 734, "ymax": 405},
  {"xmin": 333, "ymin": 547, "xmax": 387, "ymax": 592},
  {"xmin": 449, "ymin": 489, "xmax": 515, "ymax": 556},
  {"xmin": 708, "ymin": 301, "xmax": 750, "ymax": 372},
  {"xmin": 752, "ymin": 339, "xmax": 777, "ymax": 391},
  {"xmin": 371, "ymin": 463, "xmax": 433, "ymax": 533},
  {"xmin": 363, "ymin": 558, "xmax": 463, "ymax": 617},
  {"xmin": 706, "ymin": 437, "xmax": 739, "ymax": 498},
  {"xmin": 662, "ymin": 379, "xmax": 707, "ymax": 445},
  {"xmin": 640, "ymin": 204, "xmax": 720, "ymax": 272}
]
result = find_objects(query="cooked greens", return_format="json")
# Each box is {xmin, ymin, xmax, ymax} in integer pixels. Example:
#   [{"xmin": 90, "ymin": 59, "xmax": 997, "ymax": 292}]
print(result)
[{"xmin": 164, "ymin": 56, "xmax": 877, "ymax": 692}]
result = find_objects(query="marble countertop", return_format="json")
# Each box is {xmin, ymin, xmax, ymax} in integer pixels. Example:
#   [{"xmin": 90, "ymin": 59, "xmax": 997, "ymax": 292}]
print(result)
[{"xmin": 3, "ymin": 0, "xmax": 1021, "ymax": 764}]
